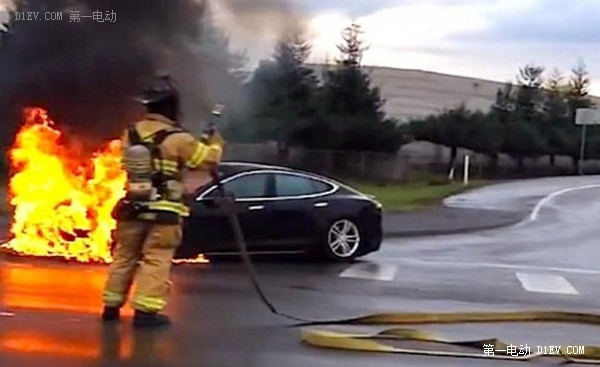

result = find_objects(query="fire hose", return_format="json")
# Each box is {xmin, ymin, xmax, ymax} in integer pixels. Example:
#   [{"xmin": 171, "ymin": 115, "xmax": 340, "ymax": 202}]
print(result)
[
  {"xmin": 201, "ymin": 105, "xmax": 600, "ymax": 364},
  {"xmin": 201, "ymin": 104, "xmax": 310, "ymax": 322}
]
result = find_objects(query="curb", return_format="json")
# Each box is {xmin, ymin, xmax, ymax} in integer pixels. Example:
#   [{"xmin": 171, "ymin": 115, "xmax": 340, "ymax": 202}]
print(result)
[
  {"xmin": 381, "ymin": 208, "xmax": 529, "ymax": 238},
  {"xmin": 382, "ymin": 217, "xmax": 525, "ymax": 238}
]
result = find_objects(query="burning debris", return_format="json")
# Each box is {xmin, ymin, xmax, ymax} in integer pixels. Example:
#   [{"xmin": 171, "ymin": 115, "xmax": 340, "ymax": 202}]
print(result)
[
  {"xmin": 1, "ymin": 107, "xmax": 127, "ymax": 263},
  {"xmin": 1, "ymin": 107, "xmax": 212, "ymax": 265},
  {"xmin": 173, "ymin": 254, "xmax": 210, "ymax": 265}
]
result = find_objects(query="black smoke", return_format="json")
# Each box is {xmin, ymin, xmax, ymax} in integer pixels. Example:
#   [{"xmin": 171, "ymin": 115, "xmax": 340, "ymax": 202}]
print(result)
[
  {"xmin": 0, "ymin": 0, "xmax": 208, "ymax": 149},
  {"xmin": 0, "ymin": 0, "xmax": 305, "ymax": 150}
]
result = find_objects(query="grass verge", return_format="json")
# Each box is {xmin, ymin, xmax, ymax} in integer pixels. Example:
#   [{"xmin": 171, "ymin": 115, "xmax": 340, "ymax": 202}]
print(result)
[{"xmin": 350, "ymin": 179, "xmax": 489, "ymax": 212}]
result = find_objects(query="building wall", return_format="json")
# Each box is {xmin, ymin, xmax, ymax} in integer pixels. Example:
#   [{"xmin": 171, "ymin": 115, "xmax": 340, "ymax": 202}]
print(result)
[
  {"xmin": 365, "ymin": 67, "xmax": 506, "ymax": 122},
  {"xmin": 308, "ymin": 64, "xmax": 600, "ymax": 123}
]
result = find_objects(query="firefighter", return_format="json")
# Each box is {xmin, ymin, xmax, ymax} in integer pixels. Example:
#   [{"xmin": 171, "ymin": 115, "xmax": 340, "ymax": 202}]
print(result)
[{"xmin": 101, "ymin": 75, "xmax": 224, "ymax": 328}]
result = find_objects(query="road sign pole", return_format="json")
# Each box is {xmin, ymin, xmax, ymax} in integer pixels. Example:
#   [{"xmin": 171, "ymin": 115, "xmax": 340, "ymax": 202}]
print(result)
[
  {"xmin": 579, "ymin": 124, "xmax": 587, "ymax": 175},
  {"xmin": 575, "ymin": 108, "xmax": 600, "ymax": 175},
  {"xmin": 463, "ymin": 155, "xmax": 470, "ymax": 185}
]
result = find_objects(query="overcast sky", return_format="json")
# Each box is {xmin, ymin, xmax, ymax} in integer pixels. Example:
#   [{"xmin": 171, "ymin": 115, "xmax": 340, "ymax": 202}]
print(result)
[{"xmin": 215, "ymin": 0, "xmax": 600, "ymax": 95}]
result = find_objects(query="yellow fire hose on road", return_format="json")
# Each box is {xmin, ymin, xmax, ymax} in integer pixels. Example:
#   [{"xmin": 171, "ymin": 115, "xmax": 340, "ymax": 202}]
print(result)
[
  {"xmin": 298, "ymin": 311, "xmax": 600, "ymax": 364},
  {"xmin": 205, "ymin": 104, "xmax": 600, "ymax": 364}
]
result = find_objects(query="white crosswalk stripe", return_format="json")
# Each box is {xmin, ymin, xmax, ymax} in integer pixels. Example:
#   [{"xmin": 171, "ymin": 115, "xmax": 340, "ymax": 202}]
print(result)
[
  {"xmin": 339, "ymin": 262, "xmax": 397, "ymax": 281},
  {"xmin": 336, "ymin": 261, "xmax": 585, "ymax": 298},
  {"xmin": 515, "ymin": 272, "xmax": 579, "ymax": 295}
]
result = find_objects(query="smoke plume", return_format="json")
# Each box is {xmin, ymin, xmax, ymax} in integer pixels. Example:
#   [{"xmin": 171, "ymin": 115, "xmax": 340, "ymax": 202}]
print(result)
[
  {"xmin": 212, "ymin": 0, "xmax": 308, "ymax": 62},
  {"xmin": 0, "ymin": 0, "xmax": 210, "ymax": 148},
  {"xmin": 0, "ymin": 0, "xmax": 305, "ymax": 149},
  {"xmin": 216, "ymin": 0, "xmax": 305, "ymax": 35}
]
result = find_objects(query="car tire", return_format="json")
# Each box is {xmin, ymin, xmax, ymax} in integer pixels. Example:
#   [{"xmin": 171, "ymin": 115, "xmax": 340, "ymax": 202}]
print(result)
[{"xmin": 321, "ymin": 218, "xmax": 363, "ymax": 262}]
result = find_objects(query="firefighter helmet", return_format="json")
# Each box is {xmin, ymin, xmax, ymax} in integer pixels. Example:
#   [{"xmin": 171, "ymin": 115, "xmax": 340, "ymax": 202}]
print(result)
[{"xmin": 135, "ymin": 73, "xmax": 181, "ymax": 123}]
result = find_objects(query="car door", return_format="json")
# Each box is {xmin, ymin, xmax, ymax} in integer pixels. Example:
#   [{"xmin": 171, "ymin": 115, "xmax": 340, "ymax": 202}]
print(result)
[
  {"xmin": 265, "ymin": 172, "xmax": 336, "ymax": 250},
  {"xmin": 183, "ymin": 196, "xmax": 231, "ymax": 255},
  {"xmin": 193, "ymin": 171, "xmax": 273, "ymax": 253}
]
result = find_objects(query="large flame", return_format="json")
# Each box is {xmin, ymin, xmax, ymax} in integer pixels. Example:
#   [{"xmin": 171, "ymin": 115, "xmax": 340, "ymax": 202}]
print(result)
[
  {"xmin": 1, "ymin": 107, "xmax": 127, "ymax": 263},
  {"xmin": 1, "ymin": 107, "xmax": 210, "ymax": 265}
]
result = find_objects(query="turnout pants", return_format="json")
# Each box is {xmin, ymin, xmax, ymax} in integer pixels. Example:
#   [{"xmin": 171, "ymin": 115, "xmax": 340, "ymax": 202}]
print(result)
[{"xmin": 103, "ymin": 220, "xmax": 182, "ymax": 313}]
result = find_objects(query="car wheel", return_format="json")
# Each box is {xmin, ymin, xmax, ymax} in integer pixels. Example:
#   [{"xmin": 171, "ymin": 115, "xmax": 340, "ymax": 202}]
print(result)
[{"xmin": 322, "ymin": 218, "xmax": 362, "ymax": 261}]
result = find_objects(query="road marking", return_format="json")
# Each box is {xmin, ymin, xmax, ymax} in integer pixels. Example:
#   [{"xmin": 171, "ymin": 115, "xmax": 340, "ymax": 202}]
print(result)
[
  {"xmin": 529, "ymin": 184, "xmax": 600, "ymax": 221},
  {"xmin": 515, "ymin": 272, "xmax": 579, "ymax": 295},
  {"xmin": 339, "ymin": 262, "xmax": 397, "ymax": 281},
  {"xmin": 382, "ymin": 258, "xmax": 600, "ymax": 276}
]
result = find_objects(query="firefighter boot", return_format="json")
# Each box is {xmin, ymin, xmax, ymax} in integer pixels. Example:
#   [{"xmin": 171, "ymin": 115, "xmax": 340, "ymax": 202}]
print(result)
[
  {"xmin": 102, "ymin": 306, "xmax": 121, "ymax": 322},
  {"xmin": 133, "ymin": 310, "xmax": 171, "ymax": 328}
]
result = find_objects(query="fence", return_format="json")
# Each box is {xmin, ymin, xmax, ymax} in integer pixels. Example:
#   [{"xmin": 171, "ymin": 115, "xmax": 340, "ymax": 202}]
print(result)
[
  {"xmin": 223, "ymin": 142, "xmax": 410, "ymax": 182},
  {"xmin": 222, "ymin": 141, "xmax": 600, "ymax": 182}
]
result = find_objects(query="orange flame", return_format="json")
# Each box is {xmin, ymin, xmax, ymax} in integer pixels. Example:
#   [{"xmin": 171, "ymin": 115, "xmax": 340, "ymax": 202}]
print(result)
[
  {"xmin": 1, "ymin": 107, "xmax": 127, "ymax": 263},
  {"xmin": 1, "ymin": 107, "xmax": 209, "ymax": 265},
  {"xmin": 173, "ymin": 254, "xmax": 210, "ymax": 265}
]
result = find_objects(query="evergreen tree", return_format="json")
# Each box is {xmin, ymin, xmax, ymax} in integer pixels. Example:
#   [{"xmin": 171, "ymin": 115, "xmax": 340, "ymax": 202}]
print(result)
[
  {"xmin": 488, "ymin": 83, "xmax": 514, "ymax": 169},
  {"xmin": 403, "ymin": 62, "xmax": 595, "ymax": 176},
  {"xmin": 564, "ymin": 60, "xmax": 594, "ymax": 171},
  {"xmin": 436, "ymin": 105, "xmax": 472, "ymax": 171},
  {"xmin": 504, "ymin": 65, "xmax": 548, "ymax": 170},
  {"xmin": 542, "ymin": 68, "xmax": 569, "ymax": 166},
  {"xmin": 490, "ymin": 83, "xmax": 515, "ymax": 124},
  {"xmin": 240, "ymin": 28, "xmax": 320, "ymax": 152},
  {"xmin": 515, "ymin": 64, "xmax": 545, "ymax": 121},
  {"xmin": 410, "ymin": 105, "xmax": 502, "ymax": 173},
  {"xmin": 567, "ymin": 60, "xmax": 593, "ymax": 114},
  {"xmin": 336, "ymin": 23, "xmax": 369, "ymax": 68},
  {"xmin": 320, "ymin": 22, "xmax": 403, "ymax": 153},
  {"xmin": 465, "ymin": 111, "xmax": 503, "ymax": 167}
]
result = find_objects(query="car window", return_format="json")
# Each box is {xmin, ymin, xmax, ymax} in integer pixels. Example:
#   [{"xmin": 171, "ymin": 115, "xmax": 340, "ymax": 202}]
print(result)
[
  {"xmin": 275, "ymin": 174, "xmax": 332, "ymax": 197},
  {"xmin": 205, "ymin": 173, "xmax": 269, "ymax": 199},
  {"xmin": 225, "ymin": 174, "xmax": 269, "ymax": 198}
]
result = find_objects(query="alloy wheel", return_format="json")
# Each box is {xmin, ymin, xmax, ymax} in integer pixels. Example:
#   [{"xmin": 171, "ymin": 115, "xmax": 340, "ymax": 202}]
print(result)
[{"xmin": 327, "ymin": 219, "xmax": 360, "ymax": 258}]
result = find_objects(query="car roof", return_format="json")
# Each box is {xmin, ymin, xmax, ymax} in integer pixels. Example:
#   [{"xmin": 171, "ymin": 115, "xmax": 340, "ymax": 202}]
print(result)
[
  {"xmin": 217, "ymin": 161, "xmax": 349, "ymax": 185},
  {"xmin": 218, "ymin": 161, "xmax": 296, "ymax": 177}
]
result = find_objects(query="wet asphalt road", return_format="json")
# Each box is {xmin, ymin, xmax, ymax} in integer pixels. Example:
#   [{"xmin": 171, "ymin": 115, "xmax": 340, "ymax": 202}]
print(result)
[{"xmin": 2, "ymin": 176, "xmax": 600, "ymax": 367}]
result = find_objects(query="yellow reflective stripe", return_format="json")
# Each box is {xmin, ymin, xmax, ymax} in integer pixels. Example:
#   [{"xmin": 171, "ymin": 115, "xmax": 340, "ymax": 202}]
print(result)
[
  {"xmin": 138, "ymin": 212, "xmax": 158, "ymax": 221},
  {"xmin": 103, "ymin": 290, "xmax": 125, "ymax": 307},
  {"xmin": 147, "ymin": 200, "xmax": 190, "ymax": 217},
  {"xmin": 186, "ymin": 142, "xmax": 208, "ymax": 168},
  {"xmin": 153, "ymin": 159, "xmax": 178, "ymax": 169},
  {"xmin": 133, "ymin": 295, "xmax": 167, "ymax": 312},
  {"xmin": 152, "ymin": 159, "xmax": 179, "ymax": 175}
]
